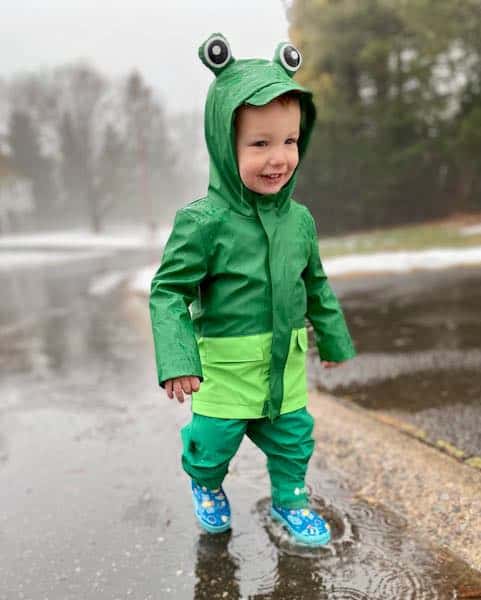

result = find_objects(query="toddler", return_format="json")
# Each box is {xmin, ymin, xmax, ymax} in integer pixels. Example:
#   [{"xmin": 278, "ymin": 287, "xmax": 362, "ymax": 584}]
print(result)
[{"xmin": 150, "ymin": 34, "xmax": 356, "ymax": 546}]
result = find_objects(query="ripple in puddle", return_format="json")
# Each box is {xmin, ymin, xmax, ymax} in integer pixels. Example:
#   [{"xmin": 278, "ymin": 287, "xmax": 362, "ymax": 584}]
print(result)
[
  {"xmin": 255, "ymin": 496, "xmax": 357, "ymax": 560},
  {"xmin": 190, "ymin": 466, "xmax": 480, "ymax": 599}
]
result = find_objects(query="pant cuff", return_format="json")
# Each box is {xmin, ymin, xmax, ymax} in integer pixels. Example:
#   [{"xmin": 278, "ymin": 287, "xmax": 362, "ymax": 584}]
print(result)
[
  {"xmin": 271, "ymin": 483, "xmax": 309, "ymax": 508},
  {"xmin": 190, "ymin": 474, "xmax": 225, "ymax": 490}
]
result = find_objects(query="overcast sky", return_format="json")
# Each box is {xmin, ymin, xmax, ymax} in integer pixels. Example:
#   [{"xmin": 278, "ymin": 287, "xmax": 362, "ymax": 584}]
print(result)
[{"xmin": 0, "ymin": 0, "xmax": 290, "ymax": 114}]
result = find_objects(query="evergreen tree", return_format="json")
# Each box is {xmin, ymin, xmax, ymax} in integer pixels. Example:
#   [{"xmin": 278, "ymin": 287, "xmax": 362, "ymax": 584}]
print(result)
[{"xmin": 287, "ymin": 0, "xmax": 481, "ymax": 233}]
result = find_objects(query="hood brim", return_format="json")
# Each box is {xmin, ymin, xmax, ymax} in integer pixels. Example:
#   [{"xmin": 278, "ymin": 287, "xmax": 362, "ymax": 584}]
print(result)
[{"xmin": 244, "ymin": 80, "xmax": 308, "ymax": 106}]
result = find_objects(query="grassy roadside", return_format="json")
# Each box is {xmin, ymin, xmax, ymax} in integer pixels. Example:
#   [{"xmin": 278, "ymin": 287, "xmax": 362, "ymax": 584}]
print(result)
[{"xmin": 318, "ymin": 213, "xmax": 481, "ymax": 258}]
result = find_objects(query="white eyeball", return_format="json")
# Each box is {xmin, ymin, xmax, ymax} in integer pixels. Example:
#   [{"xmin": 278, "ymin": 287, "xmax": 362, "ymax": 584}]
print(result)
[
  {"xmin": 204, "ymin": 36, "xmax": 232, "ymax": 69},
  {"xmin": 279, "ymin": 43, "xmax": 302, "ymax": 73}
]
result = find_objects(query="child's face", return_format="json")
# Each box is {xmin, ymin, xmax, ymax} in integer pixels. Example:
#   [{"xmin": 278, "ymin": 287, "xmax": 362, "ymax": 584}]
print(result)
[{"xmin": 235, "ymin": 99, "xmax": 301, "ymax": 195}]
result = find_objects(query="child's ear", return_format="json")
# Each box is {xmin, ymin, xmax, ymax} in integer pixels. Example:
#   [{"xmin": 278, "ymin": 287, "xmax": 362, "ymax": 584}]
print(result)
[
  {"xmin": 273, "ymin": 42, "xmax": 303, "ymax": 77},
  {"xmin": 198, "ymin": 33, "xmax": 235, "ymax": 76}
]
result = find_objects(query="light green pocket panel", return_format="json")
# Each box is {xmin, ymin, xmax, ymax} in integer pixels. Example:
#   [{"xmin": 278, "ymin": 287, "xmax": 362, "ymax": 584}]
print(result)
[
  {"xmin": 192, "ymin": 328, "xmax": 308, "ymax": 419},
  {"xmin": 203, "ymin": 334, "xmax": 265, "ymax": 362}
]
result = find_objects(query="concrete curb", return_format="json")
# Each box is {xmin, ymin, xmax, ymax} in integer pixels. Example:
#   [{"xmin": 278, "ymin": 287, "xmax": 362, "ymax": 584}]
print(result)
[{"xmin": 308, "ymin": 390, "xmax": 481, "ymax": 573}]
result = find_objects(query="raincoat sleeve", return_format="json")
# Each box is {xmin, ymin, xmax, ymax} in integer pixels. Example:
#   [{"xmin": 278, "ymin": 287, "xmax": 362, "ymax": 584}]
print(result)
[
  {"xmin": 302, "ymin": 211, "xmax": 357, "ymax": 362},
  {"xmin": 149, "ymin": 210, "xmax": 207, "ymax": 387}
]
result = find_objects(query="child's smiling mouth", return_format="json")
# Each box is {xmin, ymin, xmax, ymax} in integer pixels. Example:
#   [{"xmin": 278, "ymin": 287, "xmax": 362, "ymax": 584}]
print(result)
[{"xmin": 260, "ymin": 173, "xmax": 284, "ymax": 182}]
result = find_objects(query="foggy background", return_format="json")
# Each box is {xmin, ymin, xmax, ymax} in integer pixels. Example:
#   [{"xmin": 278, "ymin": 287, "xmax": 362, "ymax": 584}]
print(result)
[
  {"xmin": 1, "ymin": 0, "xmax": 480, "ymax": 235},
  {"xmin": 0, "ymin": 0, "xmax": 290, "ymax": 234}
]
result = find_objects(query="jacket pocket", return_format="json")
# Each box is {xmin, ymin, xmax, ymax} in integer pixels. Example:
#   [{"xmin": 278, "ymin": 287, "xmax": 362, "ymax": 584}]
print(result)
[
  {"xmin": 200, "ymin": 334, "xmax": 266, "ymax": 363},
  {"xmin": 194, "ymin": 333, "xmax": 270, "ymax": 414}
]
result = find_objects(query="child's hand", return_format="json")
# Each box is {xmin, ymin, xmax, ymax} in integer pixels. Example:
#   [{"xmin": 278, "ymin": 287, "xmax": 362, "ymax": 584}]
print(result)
[
  {"xmin": 165, "ymin": 376, "xmax": 201, "ymax": 403},
  {"xmin": 321, "ymin": 360, "xmax": 346, "ymax": 369}
]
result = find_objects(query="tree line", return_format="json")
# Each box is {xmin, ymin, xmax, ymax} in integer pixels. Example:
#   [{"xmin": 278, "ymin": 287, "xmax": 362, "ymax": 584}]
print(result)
[
  {"xmin": 287, "ymin": 0, "xmax": 481, "ymax": 234},
  {"xmin": 0, "ymin": 64, "xmax": 206, "ymax": 233}
]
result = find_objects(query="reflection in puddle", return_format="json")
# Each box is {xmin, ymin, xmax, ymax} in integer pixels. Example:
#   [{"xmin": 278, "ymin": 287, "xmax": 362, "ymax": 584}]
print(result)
[
  {"xmin": 190, "ymin": 471, "xmax": 481, "ymax": 599},
  {"xmin": 194, "ymin": 531, "xmax": 241, "ymax": 599},
  {"xmin": 256, "ymin": 496, "xmax": 356, "ymax": 559}
]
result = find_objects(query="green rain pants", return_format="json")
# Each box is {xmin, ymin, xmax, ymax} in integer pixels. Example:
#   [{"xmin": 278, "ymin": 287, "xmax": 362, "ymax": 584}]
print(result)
[{"xmin": 180, "ymin": 407, "xmax": 315, "ymax": 509}]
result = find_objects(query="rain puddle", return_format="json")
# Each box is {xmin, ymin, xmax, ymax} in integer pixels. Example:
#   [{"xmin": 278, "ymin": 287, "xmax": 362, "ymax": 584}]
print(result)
[{"xmin": 190, "ymin": 468, "xmax": 481, "ymax": 599}]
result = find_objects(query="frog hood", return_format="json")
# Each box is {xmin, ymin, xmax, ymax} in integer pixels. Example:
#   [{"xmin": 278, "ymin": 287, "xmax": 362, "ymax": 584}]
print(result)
[{"xmin": 199, "ymin": 34, "xmax": 316, "ymax": 217}]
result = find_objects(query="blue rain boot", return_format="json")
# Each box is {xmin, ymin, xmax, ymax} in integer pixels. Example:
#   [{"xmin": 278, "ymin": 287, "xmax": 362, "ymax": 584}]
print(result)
[
  {"xmin": 271, "ymin": 505, "xmax": 331, "ymax": 546},
  {"xmin": 191, "ymin": 480, "xmax": 231, "ymax": 534}
]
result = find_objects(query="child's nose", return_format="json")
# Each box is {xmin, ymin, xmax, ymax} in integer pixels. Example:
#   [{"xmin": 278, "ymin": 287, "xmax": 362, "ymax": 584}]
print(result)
[{"xmin": 268, "ymin": 147, "xmax": 287, "ymax": 166}]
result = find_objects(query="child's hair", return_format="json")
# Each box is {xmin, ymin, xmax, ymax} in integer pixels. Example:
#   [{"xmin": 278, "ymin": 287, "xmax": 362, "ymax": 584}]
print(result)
[
  {"xmin": 271, "ymin": 90, "xmax": 302, "ymax": 106},
  {"xmin": 234, "ymin": 91, "xmax": 301, "ymax": 130}
]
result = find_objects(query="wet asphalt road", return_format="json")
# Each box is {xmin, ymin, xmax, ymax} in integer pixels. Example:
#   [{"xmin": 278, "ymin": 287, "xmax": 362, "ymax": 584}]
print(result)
[{"xmin": 1, "ymin": 250, "xmax": 481, "ymax": 599}]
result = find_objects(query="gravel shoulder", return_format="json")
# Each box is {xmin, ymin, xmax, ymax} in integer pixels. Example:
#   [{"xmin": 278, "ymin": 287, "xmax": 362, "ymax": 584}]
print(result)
[{"xmin": 308, "ymin": 390, "xmax": 481, "ymax": 573}]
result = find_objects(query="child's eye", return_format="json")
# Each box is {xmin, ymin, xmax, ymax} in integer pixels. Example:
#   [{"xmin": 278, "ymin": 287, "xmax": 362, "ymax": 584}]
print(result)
[
  {"xmin": 285, "ymin": 138, "xmax": 298, "ymax": 145},
  {"xmin": 252, "ymin": 140, "xmax": 267, "ymax": 147}
]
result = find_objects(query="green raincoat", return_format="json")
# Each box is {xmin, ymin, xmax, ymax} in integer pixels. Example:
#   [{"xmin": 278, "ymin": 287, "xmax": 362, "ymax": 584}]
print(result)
[{"xmin": 150, "ymin": 35, "xmax": 356, "ymax": 421}]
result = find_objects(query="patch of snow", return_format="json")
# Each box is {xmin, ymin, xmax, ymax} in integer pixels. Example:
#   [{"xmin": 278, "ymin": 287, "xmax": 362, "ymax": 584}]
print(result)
[
  {"xmin": 459, "ymin": 224, "xmax": 481, "ymax": 236},
  {"xmin": 0, "ymin": 250, "xmax": 109, "ymax": 271},
  {"xmin": 89, "ymin": 271, "xmax": 127, "ymax": 296},
  {"xmin": 325, "ymin": 247, "xmax": 481, "ymax": 277},
  {"xmin": 129, "ymin": 265, "xmax": 157, "ymax": 294},
  {"xmin": 0, "ymin": 226, "xmax": 172, "ymax": 250}
]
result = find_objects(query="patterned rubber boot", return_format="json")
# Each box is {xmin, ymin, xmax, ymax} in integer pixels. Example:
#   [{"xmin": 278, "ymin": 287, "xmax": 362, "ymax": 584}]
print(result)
[
  {"xmin": 271, "ymin": 505, "xmax": 331, "ymax": 546},
  {"xmin": 191, "ymin": 480, "xmax": 231, "ymax": 534}
]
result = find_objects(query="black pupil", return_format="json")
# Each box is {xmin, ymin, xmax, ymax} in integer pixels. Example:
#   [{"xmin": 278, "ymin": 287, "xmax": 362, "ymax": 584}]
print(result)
[
  {"xmin": 283, "ymin": 46, "xmax": 300, "ymax": 68},
  {"xmin": 208, "ymin": 40, "xmax": 228, "ymax": 65}
]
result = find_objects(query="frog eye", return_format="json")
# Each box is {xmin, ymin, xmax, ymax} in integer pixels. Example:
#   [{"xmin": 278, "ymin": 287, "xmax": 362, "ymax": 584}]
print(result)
[
  {"xmin": 199, "ymin": 33, "xmax": 234, "ymax": 75},
  {"xmin": 273, "ymin": 42, "xmax": 303, "ymax": 76},
  {"xmin": 205, "ymin": 36, "xmax": 231, "ymax": 68}
]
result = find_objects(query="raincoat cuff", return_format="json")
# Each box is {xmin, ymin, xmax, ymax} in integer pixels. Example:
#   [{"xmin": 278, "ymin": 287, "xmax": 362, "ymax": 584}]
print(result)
[
  {"xmin": 316, "ymin": 334, "xmax": 357, "ymax": 363},
  {"xmin": 159, "ymin": 370, "xmax": 204, "ymax": 388}
]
